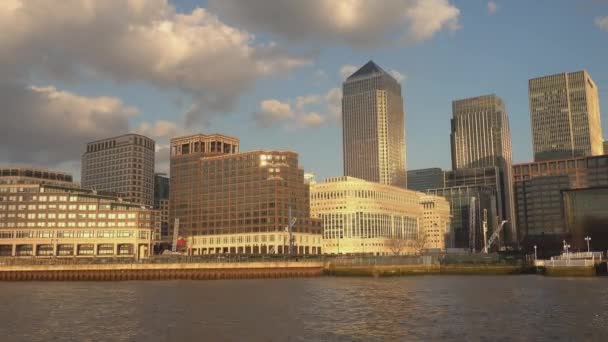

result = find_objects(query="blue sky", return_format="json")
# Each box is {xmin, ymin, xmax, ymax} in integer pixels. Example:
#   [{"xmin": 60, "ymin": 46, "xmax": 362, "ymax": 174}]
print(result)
[{"xmin": 2, "ymin": 0, "xmax": 608, "ymax": 181}]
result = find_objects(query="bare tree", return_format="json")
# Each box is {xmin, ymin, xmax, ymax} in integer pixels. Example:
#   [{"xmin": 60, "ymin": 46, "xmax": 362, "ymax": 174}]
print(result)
[{"xmin": 385, "ymin": 238, "xmax": 408, "ymax": 255}]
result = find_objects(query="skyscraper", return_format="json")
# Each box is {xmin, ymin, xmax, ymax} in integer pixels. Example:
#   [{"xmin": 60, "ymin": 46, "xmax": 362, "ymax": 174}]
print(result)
[
  {"xmin": 529, "ymin": 71, "xmax": 603, "ymax": 161},
  {"xmin": 82, "ymin": 134, "xmax": 155, "ymax": 207},
  {"xmin": 449, "ymin": 94, "xmax": 516, "ymax": 242},
  {"xmin": 451, "ymin": 95, "xmax": 513, "ymax": 170},
  {"xmin": 342, "ymin": 61, "xmax": 406, "ymax": 188}
]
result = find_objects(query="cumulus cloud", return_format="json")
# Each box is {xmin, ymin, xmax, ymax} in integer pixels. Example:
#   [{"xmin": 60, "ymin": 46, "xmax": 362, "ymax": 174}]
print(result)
[
  {"xmin": 135, "ymin": 120, "xmax": 183, "ymax": 141},
  {"xmin": 0, "ymin": 0, "xmax": 309, "ymax": 125},
  {"xmin": 487, "ymin": 1, "xmax": 499, "ymax": 15},
  {"xmin": 0, "ymin": 83, "xmax": 135, "ymax": 166},
  {"xmin": 254, "ymin": 88, "xmax": 341, "ymax": 128},
  {"xmin": 254, "ymin": 99, "xmax": 296, "ymax": 127},
  {"xmin": 209, "ymin": 0, "xmax": 461, "ymax": 47},
  {"xmin": 596, "ymin": 16, "xmax": 608, "ymax": 31}
]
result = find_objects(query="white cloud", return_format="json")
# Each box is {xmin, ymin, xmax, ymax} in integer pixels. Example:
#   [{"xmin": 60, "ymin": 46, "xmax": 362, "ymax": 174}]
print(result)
[
  {"xmin": 135, "ymin": 120, "xmax": 183, "ymax": 141},
  {"xmin": 254, "ymin": 88, "xmax": 341, "ymax": 128},
  {"xmin": 487, "ymin": 1, "xmax": 499, "ymax": 15},
  {"xmin": 0, "ymin": 0, "xmax": 310, "ymax": 126},
  {"xmin": 298, "ymin": 112, "xmax": 326, "ymax": 127},
  {"xmin": 340, "ymin": 65, "xmax": 359, "ymax": 80},
  {"xmin": 596, "ymin": 16, "xmax": 608, "ymax": 32},
  {"xmin": 254, "ymin": 99, "xmax": 295, "ymax": 127},
  {"xmin": 209, "ymin": 0, "xmax": 461, "ymax": 47}
]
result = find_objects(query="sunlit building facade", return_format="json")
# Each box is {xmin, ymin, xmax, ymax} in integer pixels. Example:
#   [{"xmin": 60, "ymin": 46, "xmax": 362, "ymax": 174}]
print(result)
[
  {"xmin": 529, "ymin": 71, "xmax": 603, "ymax": 161},
  {"xmin": 419, "ymin": 195, "xmax": 451, "ymax": 251},
  {"xmin": 310, "ymin": 177, "xmax": 423, "ymax": 255},
  {"xmin": 0, "ymin": 168, "xmax": 155, "ymax": 258},
  {"xmin": 170, "ymin": 134, "xmax": 322, "ymax": 255},
  {"xmin": 342, "ymin": 61, "xmax": 406, "ymax": 188}
]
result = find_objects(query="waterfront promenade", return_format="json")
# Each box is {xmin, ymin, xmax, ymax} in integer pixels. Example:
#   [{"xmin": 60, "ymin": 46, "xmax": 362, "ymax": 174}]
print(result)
[{"xmin": 1, "ymin": 253, "xmax": 605, "ymax": 280}]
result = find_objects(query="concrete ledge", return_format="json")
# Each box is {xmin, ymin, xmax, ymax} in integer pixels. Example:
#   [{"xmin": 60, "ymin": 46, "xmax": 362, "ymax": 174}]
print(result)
[{"xmin": 543, "ymin": 266, "xmax": 597, "ymax": 277}]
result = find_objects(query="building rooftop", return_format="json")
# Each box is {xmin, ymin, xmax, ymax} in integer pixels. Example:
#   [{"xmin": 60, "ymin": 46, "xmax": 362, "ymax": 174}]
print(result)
[
  {"xmin": 0, "ymin": 166, "xmax": 73, "ymax": 182},
  {"xmin": 346, "ymin": 60, "xmax": 388, "ymax": 81}
]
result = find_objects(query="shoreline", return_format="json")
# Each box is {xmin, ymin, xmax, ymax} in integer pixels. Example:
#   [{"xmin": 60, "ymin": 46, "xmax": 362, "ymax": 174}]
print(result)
[{"xmin": 1, "ymin": 260, "xmax": 605, "ymax": 280}]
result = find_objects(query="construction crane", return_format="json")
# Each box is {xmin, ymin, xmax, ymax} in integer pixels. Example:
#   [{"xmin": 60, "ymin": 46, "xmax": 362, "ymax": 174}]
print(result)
[
  {"xmin": 468, "ymin": 197, "xmax": 476, "ymax": 252},
  {"xmin": 485, "ymin": 220, "xmax": 508, "ymax": 253},
  {"xmin": 285, "ymin": 207, "xmax": 297, "ymax": 256}
]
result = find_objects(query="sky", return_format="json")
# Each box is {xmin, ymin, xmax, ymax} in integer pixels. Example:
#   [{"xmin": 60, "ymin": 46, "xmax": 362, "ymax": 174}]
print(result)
[{"xmin": 1, "ymin": 0, "xmax": 608, "ymax": 182}]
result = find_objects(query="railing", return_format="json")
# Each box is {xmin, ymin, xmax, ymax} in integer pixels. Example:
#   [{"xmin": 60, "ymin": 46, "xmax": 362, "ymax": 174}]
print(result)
[
  {"xmin": 0, "ymin": 254, "xmax": 325, "ymax": 266},
  {"xmin": 540, "ymin": 259, "xmax": 596, "ymax": 267},
  {"xmin": 0, "ymin": 253, "xmax": 528, "ymax": 267},
  {"xmin": 552, "ymin": 252, "xmax": 603, "ymax": 261}
]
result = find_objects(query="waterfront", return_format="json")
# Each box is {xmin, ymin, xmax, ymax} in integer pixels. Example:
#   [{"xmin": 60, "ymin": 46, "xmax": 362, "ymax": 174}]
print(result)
[{"xmin": 1, "ymin": 276, "xmax": 607, "ymax": 341}]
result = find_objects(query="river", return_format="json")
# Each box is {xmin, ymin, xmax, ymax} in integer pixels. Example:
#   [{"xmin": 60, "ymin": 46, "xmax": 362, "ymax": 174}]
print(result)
[{"xmin": 1, "ymin": 276, "xmax": 607, "ymax": 341}]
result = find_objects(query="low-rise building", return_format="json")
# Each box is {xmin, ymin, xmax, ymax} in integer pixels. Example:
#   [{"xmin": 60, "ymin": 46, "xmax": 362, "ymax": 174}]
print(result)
[
  {"xmin": 0, "ymin": 167, "xmax": 155, "ymax": 258},
  {"xmin": 311, "ymin": 177, "xmax": 449, "ymax": 255}
]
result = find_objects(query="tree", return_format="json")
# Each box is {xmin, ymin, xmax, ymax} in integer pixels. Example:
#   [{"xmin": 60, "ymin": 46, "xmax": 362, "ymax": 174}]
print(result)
[{"xmin": 385, "ymin": 238, "xmax": 408, "ymax": 255}]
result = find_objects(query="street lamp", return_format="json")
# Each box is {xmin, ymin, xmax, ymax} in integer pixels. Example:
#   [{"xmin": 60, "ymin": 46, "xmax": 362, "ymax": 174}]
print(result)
[
  {"xmin": 533, "ymin": 245, "xmax": 537, "ymax": 260},
  {"xmin": 585, "ymin": 236, "xmax": 591, "ymax": 253}
]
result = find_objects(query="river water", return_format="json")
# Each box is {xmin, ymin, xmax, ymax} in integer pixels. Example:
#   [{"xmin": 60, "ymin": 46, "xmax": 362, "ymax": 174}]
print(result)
[{"xmin": 1, "ymin": 276, "xmax": 607, "ymax": 341}]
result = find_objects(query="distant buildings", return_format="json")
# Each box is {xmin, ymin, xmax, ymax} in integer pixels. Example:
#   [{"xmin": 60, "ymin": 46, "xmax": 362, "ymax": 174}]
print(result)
[
  {"xmin": 153, "ymin": 173, "xmax": 170, "ymax": 242},
  {"xmin": 0, "ymin": 167, "xmax": 155, "ymax": 258},
  {"xmin": 428, "ymin": 167, "xmax": 504, "ymax": 249},
  {"xmin": 170, "ymin": 134, "xmax": 322, "ymax": 255},
  {"xmin": 513, "ymin": 155, "xmax": 608, "ymax": 253},
  {"xmin": 563, "ymin": 187, "xmax": 608, "ymax": 252},
  {"xmin": 445, "ymin": 95, "xmax": 516, "ymax": 244},
  {"xmin": 407, "ymin": 168, "xmax": 445, "ymax": 192},
  {"xmin": 529, "ymin": 71, "xmax": 603, "ymax": 161},
  {"xmin": 310, "ymin": 177, "xmax": 450, "ymax": 254},
  {"xmin": 81, "ymin": 134, "xmax": 155, "ymax": 207},
  {"xmin": 342, "ymin": 61, "xmax": 407, "ymax": 188},
  {"xmin": 604, "ymin": 141, "xmax": 608, "ymax": 155}
]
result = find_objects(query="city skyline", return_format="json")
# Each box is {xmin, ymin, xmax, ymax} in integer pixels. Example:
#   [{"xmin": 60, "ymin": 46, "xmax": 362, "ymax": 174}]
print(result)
[{"xmin": 1, "ymin": 1, "xmax": 608, "ymax": 183}]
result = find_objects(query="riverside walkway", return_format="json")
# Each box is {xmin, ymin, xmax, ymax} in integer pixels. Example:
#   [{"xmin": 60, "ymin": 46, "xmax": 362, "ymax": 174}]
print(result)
[{"xmin": 0, "ymin": 256, "xmax": 325, "ymax": 281}]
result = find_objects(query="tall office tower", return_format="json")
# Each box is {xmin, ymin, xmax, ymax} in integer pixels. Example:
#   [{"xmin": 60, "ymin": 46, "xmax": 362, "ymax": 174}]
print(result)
[
  {"xmin": 529, "ymin": 71, "xmax": 603, "ymax": 161},
  {"xmin": 450, "ymin": 95, "xmax": 516, "ymax": 242},
  {"xmin": 169, "ymin": 134, "xmax": 240, "ymax": 238},
  {"xmin": 342, "ymin": 61, "xmax": 406, "ymax": 188},
  {"xmin": 82, "ymin": 134, "xmax": 155, "ymax": 207}
]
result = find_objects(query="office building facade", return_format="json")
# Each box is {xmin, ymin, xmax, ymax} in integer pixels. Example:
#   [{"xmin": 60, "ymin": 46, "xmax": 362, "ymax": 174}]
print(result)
[
  {"xmin": 428, "ymin": 168, "xmax": 502, "ymax": 250},
  {"xmin": 450, "ymin": 95, "xmax": 516, "ymax": 242},
  {"xmin": 170, "ymin": 134, "xmax": 322, "ymax": 255},
  {"xmin": 310, "ymin": 177, "xmax": 422, "ymax": 255},
  {"xmin": 419, "ymin": 195, "xmax": 452, "ymax": 251},
  {"xmin": 529, "ymin": 71, "xmax": 603, "ymax": 161},
  {"xmin": 513, "ymin": 155, "xmax": 608, "ymax": 253},
  {"xmin": 342, "ymin": 61, "xmax": 406, "ymax": 188},
  {"xmin": 0, "ymin": 168, "xmax": 155, "ymax": 258},
  {"xmin": 407, "ymin": 168, "xmax": 445, "ymax": 192},
  {"xmin": 82, "ymin": 134, "xmax": 155, "ymax": 207}
]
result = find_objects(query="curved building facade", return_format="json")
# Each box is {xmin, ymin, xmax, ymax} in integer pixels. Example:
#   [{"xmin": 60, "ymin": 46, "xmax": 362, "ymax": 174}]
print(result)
[{"xmin": 310, "ymin": 177, "xmax": 422, "ymax": 255}]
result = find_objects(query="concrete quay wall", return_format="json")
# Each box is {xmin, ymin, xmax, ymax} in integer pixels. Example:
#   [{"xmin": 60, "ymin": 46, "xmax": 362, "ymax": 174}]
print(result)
[
  {"xmin": 324, "ymin": 264, "xmax": 525, "ymax": 277},
  {"xmin": 0, "ymin": 261, "xmax": 325, "ymax": 281}
]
